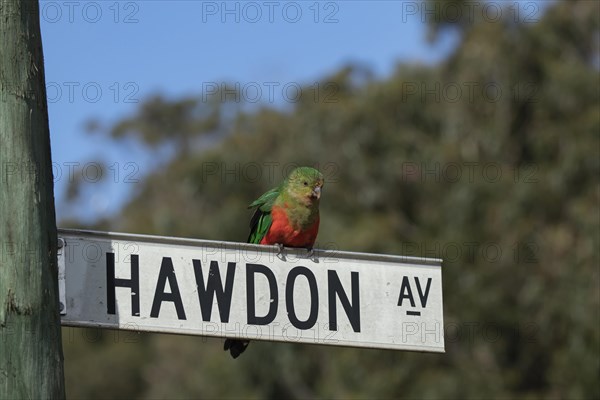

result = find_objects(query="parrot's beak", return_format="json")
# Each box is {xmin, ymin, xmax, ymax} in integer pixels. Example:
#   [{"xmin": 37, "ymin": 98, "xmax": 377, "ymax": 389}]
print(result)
[{"xmin": 311, "ymin": 186, "xmax": 321, "ymax": 200}]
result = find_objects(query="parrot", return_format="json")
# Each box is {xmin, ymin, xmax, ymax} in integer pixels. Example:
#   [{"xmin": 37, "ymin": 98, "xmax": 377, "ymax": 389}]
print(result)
[{"xmin": 224, "ymin": 166, "xmax": 324, "ymax": 358}]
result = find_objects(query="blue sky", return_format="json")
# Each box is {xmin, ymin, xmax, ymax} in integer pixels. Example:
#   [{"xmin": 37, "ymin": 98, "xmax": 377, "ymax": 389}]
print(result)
[{"xmin": 40, "ymin": 1, "xmax": 546, "ymax": 223}]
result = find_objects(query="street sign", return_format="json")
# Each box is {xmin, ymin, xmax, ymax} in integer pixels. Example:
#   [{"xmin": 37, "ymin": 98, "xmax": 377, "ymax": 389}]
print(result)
[{"xmin": 58, "ymin": 228, "xmax": 444, "ymax": 353}]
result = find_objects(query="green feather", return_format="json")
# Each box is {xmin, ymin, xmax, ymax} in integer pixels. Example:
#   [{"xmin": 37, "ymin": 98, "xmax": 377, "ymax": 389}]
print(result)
[
  {"xmin": 247, "ymin": 187, "xmax": 279, "ymax": 244},
  {"xmin": 246, "ymin": 167, "xmax": 324, "ymax": 244}
]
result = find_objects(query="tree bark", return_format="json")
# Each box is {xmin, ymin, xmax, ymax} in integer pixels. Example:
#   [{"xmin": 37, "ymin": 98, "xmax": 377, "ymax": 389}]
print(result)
[{"xmin": 0, "ymin": 1, "xmax": 66, "ymax": 398}]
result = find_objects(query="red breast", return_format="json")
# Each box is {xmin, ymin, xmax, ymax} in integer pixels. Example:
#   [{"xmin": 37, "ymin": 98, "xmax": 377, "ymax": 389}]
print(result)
[{"xmin": 261, "ymin": 207, "xmax": 319, "ymax": 248}]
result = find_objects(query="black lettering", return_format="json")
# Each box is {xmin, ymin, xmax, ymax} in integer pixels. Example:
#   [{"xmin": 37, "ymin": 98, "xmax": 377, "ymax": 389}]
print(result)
[
  {"xmin": 150, "ymin": 257, "xmax": 186, "ymax": 320},
  {"xmin": 192, "ymin": 260, "xmax": 236, "ymax": 322},
  {"xmin": 415, "ymin": 277, "xmax": 432, "ymax": 308},
  {"xmin": 398, "ymin": 276, "xmax": 415, "ymax": 307},
  {"xmin": 106, "ymin": 252, "xmax": 140, "ymax": 316},
  {"xmin": 286, "ymin": 266, "xmax": 318, "ymax": 330},
  {"xmin": 246, "ymin": 263, "xmax": 278, "ymax": 325},
  {"xmin": 328, "ymin": 270, "xmax": 360, "ymax": 332}
]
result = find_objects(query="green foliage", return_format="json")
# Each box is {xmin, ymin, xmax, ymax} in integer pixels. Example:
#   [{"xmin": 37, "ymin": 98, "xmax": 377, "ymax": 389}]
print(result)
[{"xmin": 63, "ymin": 1, "xmax": 599, "ymax": 398}]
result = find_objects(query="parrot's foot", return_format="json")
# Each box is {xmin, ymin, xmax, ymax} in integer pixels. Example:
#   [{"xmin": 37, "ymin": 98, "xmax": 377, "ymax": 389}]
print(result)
[
  {"xmin": 276, "ymin": 243, "xmax": 284, "ymax": 255},
  {"xmin": 306, "ymin": 247, "xmax": 319, "ymax": 263},
  {"xmin": 275, "ymin": 243, "xmax": 286, "ymax": 260}
]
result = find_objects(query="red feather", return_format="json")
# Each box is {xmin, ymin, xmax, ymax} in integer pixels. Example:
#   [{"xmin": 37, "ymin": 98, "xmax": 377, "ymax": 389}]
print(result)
[{"xmin": 260, "ymin": 206, "xmax": 319, "ymax": 248}]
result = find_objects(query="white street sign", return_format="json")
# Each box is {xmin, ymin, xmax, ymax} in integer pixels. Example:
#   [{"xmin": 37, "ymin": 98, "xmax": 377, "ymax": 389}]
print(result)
[{"xmin": 58, "ymin": 229, "xmax": 445, "ymax": 353}]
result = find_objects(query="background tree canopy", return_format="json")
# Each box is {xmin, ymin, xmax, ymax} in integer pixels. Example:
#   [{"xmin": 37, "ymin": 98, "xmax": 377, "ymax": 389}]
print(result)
[{"xmin": 60, "ymin": 1, "xmax": 599, "ymax": 398}]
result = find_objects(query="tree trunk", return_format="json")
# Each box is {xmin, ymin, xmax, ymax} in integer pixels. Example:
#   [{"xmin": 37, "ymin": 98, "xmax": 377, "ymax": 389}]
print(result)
[{"xmin": 0, "ymin": 1, "xmax": 66, "ymax": 398}]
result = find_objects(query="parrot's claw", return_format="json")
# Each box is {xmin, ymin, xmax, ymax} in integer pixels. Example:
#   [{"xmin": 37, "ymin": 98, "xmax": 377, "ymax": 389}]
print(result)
[
  {"xmin": 275, "ymin": 243, "xmax": 287, "ymax": 261},
  {"xmin": 307, "ymin": 247, "xmax": 319, "ymax": 262},
  {"xmin": 276, "ymin": 243, "xmax": 284, "ymax": 256}
]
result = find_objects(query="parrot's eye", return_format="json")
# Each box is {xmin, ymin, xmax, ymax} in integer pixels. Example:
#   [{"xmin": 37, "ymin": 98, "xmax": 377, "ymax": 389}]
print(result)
[{"xmin": 303, "ymin": 181, "xmax": 308, "ymax": 186}]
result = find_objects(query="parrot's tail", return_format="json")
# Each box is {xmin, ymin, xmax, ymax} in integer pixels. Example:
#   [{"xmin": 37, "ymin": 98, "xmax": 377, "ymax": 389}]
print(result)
[{"xmin": 224, "ymin": 338, "xmax": 250, "ymax": 359}]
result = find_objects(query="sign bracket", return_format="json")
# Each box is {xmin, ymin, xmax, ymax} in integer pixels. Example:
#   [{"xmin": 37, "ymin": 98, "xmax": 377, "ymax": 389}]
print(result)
[{"xmin": 57, "ymin": 237, "xmax": 67, "ymax": 316}]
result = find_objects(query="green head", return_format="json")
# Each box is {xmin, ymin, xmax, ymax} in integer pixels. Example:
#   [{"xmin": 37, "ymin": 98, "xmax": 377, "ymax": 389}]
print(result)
[{"xmin": 283, "ymin": 167, "xmax": 324, "ymax": 205}]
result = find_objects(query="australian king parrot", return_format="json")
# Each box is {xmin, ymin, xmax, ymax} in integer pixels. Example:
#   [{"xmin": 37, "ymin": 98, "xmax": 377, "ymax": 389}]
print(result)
[{"xmin": 224, "ymin": 166, "xmax": 324, "ymax": 358}]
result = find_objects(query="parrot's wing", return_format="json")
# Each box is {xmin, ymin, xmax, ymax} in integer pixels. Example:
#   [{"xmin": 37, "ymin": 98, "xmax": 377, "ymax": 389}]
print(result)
[
  {"xmin": 247, "ymin": 209, "xmax": 272, "ymax": 244},
  {"xmin": 248, "ymin": 187, "xmax": 279, "ymax": 210},
  {"xmin": 247, "ymin": 187, "xmax": 279, "ymax": 244}
]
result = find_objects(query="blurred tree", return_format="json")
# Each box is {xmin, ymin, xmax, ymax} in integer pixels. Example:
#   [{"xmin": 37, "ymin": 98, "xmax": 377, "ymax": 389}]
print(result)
[
  {"xmin": 63, "ymin": 1, "xmax": 599, "ymax": 398},
  {"xmin": 87, "ymin": 87, "xmax": 242, "ymax": 158},
  {"xmin": 424, "ymin": 0, "xmax": 482, "ymax": 41}
]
